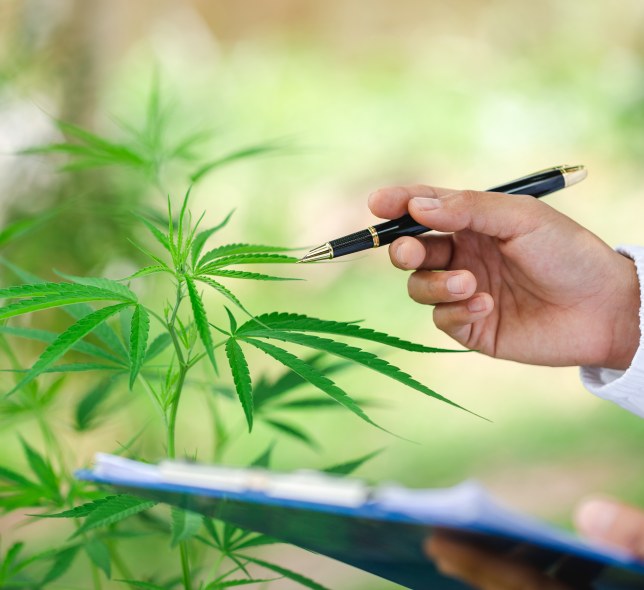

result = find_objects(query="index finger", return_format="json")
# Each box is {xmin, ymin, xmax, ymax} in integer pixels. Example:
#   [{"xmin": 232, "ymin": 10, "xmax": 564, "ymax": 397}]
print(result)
[{"xmin": 367, "ymin": 184, "xmax": 456, "ymax": 219}]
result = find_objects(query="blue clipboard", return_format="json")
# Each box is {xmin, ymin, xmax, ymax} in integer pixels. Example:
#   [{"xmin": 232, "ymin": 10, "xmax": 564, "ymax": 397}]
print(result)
[{"xmin": 77, "ymin": 454, "xmax": 644, "ymax": 590}]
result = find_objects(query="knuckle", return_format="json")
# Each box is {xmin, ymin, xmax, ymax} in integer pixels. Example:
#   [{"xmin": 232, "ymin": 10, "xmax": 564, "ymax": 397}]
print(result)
[
  {"xmin": 411, "ymin": 184, "xmax": 442, "ymax": 198},
  {"xmin": 456, "ymin": 189, "xmax": 479, "ymax": 208}
]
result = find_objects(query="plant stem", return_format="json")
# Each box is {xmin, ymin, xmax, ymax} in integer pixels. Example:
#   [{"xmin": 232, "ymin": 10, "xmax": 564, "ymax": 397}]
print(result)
[
  {"xmin": 166, "ymin": 363, "xmax": 187, "ymax": 459},
  {"xmin": 165, "ymin": 280, "xmax": 194, "ymax": 590},
  {"xmin": 166, "ymin": 282, "xmax": 188, "ymax": 459},
  {"xmin": 179, "ymin": 541, "xmax": 193, "ymax": 590}
]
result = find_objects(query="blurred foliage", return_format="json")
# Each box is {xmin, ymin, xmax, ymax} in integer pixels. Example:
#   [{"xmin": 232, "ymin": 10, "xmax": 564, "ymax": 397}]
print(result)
[{"xmin": 0, "ymin": 1, "xmax": 643, "ymax": 589}]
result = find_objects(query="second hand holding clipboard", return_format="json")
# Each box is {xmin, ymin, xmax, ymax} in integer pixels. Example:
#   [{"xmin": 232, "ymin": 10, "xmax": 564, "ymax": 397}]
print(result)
[{"xmin": 78, "ymin": 454, "xmax": 644, "ymax": 590}]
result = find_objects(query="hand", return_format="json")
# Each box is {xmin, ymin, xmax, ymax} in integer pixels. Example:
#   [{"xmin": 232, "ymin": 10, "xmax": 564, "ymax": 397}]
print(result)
[
  {"xmin": 368, "ymin": 185, "xmax": 641, "ymax": 369},
  {"xmin": 424, "ymin": 497, "xmax": 644, "ymax": 590}
]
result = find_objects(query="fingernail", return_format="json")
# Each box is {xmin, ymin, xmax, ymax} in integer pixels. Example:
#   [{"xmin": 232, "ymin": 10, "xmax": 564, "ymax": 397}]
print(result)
[
  {"xmin": 576, "ymin": 500, "xmax": 618, "ymax": 539},
  {"xmin": 395, "ymin": 242, "xmax": 409, "ymax": 266},
  {"xmin": 446, "ymin": 275, "xmax": 465, "ymax": 295},
  {"xmin": 411, "ymin": 197, "xmax": 441, "ymax": 211},
  {"xmin": 467, "ymin": 296, "xmax": 487, "ymax": 313}
]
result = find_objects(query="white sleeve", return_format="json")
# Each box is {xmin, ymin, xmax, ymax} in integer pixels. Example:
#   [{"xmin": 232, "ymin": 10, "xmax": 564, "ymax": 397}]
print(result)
[{"xmin": 579, "ymin": 244, "xmax": 644, "ymax": 417}]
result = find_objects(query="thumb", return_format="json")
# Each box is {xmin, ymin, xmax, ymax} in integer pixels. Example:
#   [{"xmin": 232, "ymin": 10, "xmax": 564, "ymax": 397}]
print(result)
[
  {"xmin": 408, "ymin": 189, "xmax": 548, "ymax": 240},
  {"xmin": 574, "ymin": 497, "xmax": 644, "ymax": 558}
]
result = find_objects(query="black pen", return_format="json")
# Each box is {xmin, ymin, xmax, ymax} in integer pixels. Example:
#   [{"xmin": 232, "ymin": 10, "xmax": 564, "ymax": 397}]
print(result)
[{"xmin": 298, "ymin": 165, "xmax": 587, "ymax": 263}]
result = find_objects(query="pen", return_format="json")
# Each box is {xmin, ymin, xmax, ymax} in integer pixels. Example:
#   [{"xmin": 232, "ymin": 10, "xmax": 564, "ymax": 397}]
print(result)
[{"xmin": 298, "ymin": 164, "xmax": 587, "ymax": 263}]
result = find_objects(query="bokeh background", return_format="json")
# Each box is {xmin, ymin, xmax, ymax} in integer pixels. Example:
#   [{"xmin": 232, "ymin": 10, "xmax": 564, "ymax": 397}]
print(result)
[{"xmin": 1, "ymin": 1, "xmax": 644, "ymax": 588}]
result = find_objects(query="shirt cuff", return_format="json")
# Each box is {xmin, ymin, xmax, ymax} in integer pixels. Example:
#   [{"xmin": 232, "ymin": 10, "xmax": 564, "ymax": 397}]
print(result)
[{"xmin": 579, "ymin": 244, "xmax": 644, "ymax": 418}]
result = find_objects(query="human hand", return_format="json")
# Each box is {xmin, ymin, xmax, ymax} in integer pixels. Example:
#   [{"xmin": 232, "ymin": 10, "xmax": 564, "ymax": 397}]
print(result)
[
  {"xmin": 424, "ymin": 497, "xmax": 644, "ymax": 590},
  {"xmin": 368, "ymin": 185, "xmax": 640, "ymax": 369}
]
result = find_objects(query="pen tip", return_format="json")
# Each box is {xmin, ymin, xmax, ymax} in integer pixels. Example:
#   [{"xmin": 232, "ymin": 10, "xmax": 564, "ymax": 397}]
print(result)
[{"xmin": 298, "ymin": 243, "xmax": 333, "ymax": 263}]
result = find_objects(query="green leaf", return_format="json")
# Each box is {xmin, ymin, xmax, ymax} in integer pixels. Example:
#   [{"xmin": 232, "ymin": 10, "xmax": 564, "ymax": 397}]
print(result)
[
  {"xmin": 0, "ymin": 325, "xmax": 126, "ymax": 366},
  {"xmin": 190, "ymin": 210, "xmax": 235, "ymax": 268},
  {"xmin": 129, "ymin": 239, "xmax": 172, "ymax": 269},
  {"xmin": 129, "ymin": 305, "xmax": 150, "ymax": 388},
  {"xmin": 40, "ymin": 546, "xmax": 79, "ymax": 585},
  {"xmin": 237, "ymin": 313, "xmax": 462, "ymax": 352},
  {"xmin": 0, "ymin": 542, "xmax": 24, "ymax": 580},
  {"xmin": 250, "ymin": 443, "xmax": 275, "ymax": 468},
  {"xmin": 124, "ymin": 265, "xmax": 172, "ymax": 280},
  {"xmin": 85, "ymin": 538, "xmax": 111, "ymax": 579},
  {"xmin": 0, "ymin": 361, "xmax": 124, "ymax": 374},
  {"xmin": 196, "ymin": 276, "xmax": 251, "ymax": 317},
  {"xmin": 200, "ymin": 269, "xmax": 301, "ymax": 282},
  {"xmin": 244, "ymin": 339, "xmax": 380, "ymax": 430},
  {"xmin": 0, "ymin": 464, "xmax": 39, "ymax": 489},
  {"xmin": 7, "ymin": 302, "xmax": 132, "ymax": 396},
  {"xmin": 74, "ymin": 378, "xmax": 116, "ymax": 431},
  {"xmin": 253, "ymin": 355, "xmax": 350, "ymax": 409},
  {"xmin": 170, "ymin": 507, "xmax": 202, "ymax": 547},
  {"xmin": 0, "ymin": 282, "xmax": 135, "ymax": 320},
  {"xmin": 205, "ymin": 579, "xmax": 278, "ymax": 589},
  {"xmin": 24, "ymin": 119, "xmax": 146, "ymax": 171},
  {"xmin": 198, "ymin": 243, "xmax": 294, "ymax": 267},
  {"xmin": 0, "ymin": 214, "xmax": 50, "ymax": 249},
  {"xmin": 38, "ymin": 496, "xmax": 111, "ymax": 519},
  {"xmin": 20, "ymin": 439, "xmax": 61, "ymax": 503},
  {"xmin": 73, "ymin": 494, "xmax": 156, "ymax": 537},
  {"xmin": 263, "ymin": 418, "xmax": 317, "ymax": 449},
  {"xmin": 323, "ymin": 449, "xmax": 383, "ymax": 475},
  {"xmin": 230, "ymin": 534, "xmax": 280, "ymax": 552},
  {"xmin": 244, "ymin": 330, "xmax": 469, "ymax": 413},
  {"xmin": 177, "ymin": 186, "xmax": 192, "ymax": 255},
  {"xmin": 144, "ymin": 333, "xmax": 173, "ymax": 363},
  {"xmin": 190, "ymin": 142, "xmax": 284, "ymax": 184},
  {"xmin": 54, "ymin": 273, "xmax": 137, "ymax": 301},
  {"xmin": 138, "ymin": 216, "xmax": 171, "ymax": 253},
  {"xmin": 199, "ymin": 253, "xmax": 298, "ymax": 271},
  {"xmin": 116, "ymin": 580, "xmax": 168, "ymax": 589},
  {"xmin": 184, "ymin": 276, "xmax": 217, "ymax": 373},
  {"xmin": 225, "ymin": 306, "xmax": 238, "ymax": 334},
  {"xmin": 239, "ymin": 556, "xmax": 330, "ymax": 590},
  {"xmin": 66, "ymin": 303, "xmax": 129, "ymax": 359},
  {"xmin": 225, "ymin": 338, "xmax": 253, "ymax": 431}
]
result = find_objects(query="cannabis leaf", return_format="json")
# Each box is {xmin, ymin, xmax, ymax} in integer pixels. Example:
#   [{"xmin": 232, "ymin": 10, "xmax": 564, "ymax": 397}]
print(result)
[
  {"xmin": 239, "ymin": 556, "xmax": 330, "ymax": 590},
  {"xmin": 73, "ymin": 494, "xmax": 157, "ymax": 537},
  {"xmin": 0, "ymin": 282, "xmax": 136, "ymax": 320},
  {"xmin": 170, "ymin": 507, "xmax": 203, "ymax": 547},
  {"xmin": 225, "ymin": 338, "xmax": 253, "ymax": 431},
  {"xmin": 244, "ymin": 338, "xmax": 380, "ymax": 429},
  {"xmin": 237, "ymin": 312, "xmax": 461, "ymax": 353},
  {"xmin": 185, "ymin": 276, "xmax": 217, "ymax": 373},
  {"xmin": 129, "ymin": 305, "xmax": 150, "ymax": 388},
  {"xmin": 7, "ymin": 302, "xmax": 132, "ymax": 396}
]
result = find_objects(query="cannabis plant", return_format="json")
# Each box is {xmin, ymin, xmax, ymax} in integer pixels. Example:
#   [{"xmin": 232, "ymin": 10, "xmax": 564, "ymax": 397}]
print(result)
[{"xmin": 0, "ymin": 84, "xmax": 466, "ymax": 589}]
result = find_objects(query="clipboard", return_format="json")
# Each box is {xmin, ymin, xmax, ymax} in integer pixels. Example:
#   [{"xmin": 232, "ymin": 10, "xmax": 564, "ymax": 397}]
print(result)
[{"xmin": 77, "ymin": 454, "xmax": 644, "ymax": 590}]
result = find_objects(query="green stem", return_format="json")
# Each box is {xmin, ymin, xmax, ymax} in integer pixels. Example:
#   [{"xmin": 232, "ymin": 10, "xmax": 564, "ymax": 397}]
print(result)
[
  {"xmin": 179, "ymin": 541, "xmax": 193, "ymax": 590},
  {"xmin": 165, "ymin": 280, "xmax": 194, "ymax": 590},
  {"xmin": 166, "ymin": 363, "xmax": 188, "ymax": 459}
]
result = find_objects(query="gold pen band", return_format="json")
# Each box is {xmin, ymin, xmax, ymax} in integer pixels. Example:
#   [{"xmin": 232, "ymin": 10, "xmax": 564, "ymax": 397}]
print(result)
[{"xmin": 367, "ymin": 226, "xmax": 380, "ymax": 248}]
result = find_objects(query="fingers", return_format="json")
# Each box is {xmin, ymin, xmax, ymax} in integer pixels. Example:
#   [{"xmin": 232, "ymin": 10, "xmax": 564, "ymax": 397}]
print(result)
[
  {"xmin": 407, "ymin": 189, "xmax": 544, "ymax": 240},
  {"xmin": 575, "ymin": 497, "xmax": 644, "ymax": 558},
  {"xmin": 433, "ymin": 294, "xmax": 494, "ymax": 346},
  {"xmin": 425, "ymin": 535, "xmax": 570, "ymax": 590},
  {"xmin": 389, "ymin": 235, "xmax": 454, "ymax": 270},
  {"xmin": 407, "ymin": 270, "xmax": 477, "ymax": 305},
  {"xmin": 368, "ymin": 185, "xmax": 456, "ymax": 219}
]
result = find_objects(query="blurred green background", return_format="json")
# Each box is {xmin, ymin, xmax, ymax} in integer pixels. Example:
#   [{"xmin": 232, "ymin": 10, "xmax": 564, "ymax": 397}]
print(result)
[{"xmin": 1, "ymin": 1, "xmax": 644, "ymax": 588}]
